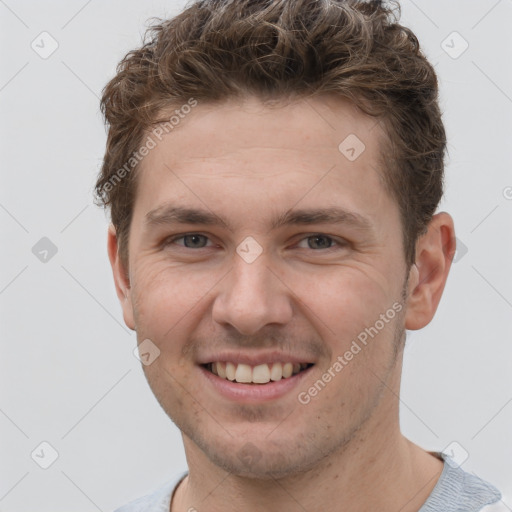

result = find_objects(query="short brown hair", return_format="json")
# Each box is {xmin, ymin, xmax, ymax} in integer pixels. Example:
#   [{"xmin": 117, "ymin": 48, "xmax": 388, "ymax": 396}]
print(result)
[{"xmin": 94, "ymin": 0, "xmax": 446, "ymax": 272}]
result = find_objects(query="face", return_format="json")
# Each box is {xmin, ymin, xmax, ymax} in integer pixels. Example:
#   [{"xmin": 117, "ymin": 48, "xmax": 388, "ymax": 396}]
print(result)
[{"xmin": 112, "ymin": 95, "xmax": 415, "ymax": 479}]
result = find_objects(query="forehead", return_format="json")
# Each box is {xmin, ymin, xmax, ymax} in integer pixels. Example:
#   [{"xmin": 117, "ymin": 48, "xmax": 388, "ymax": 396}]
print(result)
[
  {"xmin": 153, "ymin": 95, "xmax": 385, "ymax": 159},
  {"xmin": 132, "ymin": 95, "xmax": 394, "ymax": 229}
]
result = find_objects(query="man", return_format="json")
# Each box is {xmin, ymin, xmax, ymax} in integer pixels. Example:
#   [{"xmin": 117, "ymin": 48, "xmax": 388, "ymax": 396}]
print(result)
[{"xmin": 95, "ymin": 0, "xmax": 504, "ymax": 510}]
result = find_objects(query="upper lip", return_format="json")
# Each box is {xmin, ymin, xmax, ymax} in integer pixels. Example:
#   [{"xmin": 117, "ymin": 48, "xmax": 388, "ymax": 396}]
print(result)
[{"xmin": 197, "ymin": 350, "xmax": 316, "ymax": 366}]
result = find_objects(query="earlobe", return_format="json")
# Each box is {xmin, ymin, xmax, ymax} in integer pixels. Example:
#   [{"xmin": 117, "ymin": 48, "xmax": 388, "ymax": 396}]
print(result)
[
  {"xmin": 404, "ymin": 212, "xmax": 456, "ymax": 331},
  {"xmin": 107, "ymin": 224, "xmax": 136, "ymax": 331}
]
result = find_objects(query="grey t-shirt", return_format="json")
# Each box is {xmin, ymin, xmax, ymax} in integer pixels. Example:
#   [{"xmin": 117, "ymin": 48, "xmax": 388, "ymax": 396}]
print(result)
[{"xmin": 113, "ymin": 452, "xmax": 504, "ymax": 512}]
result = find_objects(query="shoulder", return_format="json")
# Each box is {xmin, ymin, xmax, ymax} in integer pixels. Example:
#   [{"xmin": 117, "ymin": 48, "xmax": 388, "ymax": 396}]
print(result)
[
  {"xmin": 420, "ymin": 452, "xmax": 503, "ymax": 512},
  {"xmin": 113, "ymin": 472, "xmax": 188, "ymax": 512}
]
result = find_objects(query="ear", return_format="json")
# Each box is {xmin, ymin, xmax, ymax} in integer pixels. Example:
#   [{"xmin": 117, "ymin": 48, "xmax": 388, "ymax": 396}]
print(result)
[
  {"xmin": 107, "ymin": 224, "xmax": 136, "ymax": 331},
  {"xmin": 404, "ymin": 212, "xmax": 457, "ymax": 330}
]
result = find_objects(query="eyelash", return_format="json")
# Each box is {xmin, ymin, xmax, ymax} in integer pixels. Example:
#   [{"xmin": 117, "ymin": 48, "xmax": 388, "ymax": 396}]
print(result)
[{"xmin": 163, "ymin": 233, "xmax": 348, "ymax": 252}]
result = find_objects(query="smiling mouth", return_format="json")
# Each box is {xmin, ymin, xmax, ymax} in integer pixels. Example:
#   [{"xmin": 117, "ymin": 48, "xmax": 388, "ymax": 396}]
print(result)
[{"xmin": 202, "ymin": 361, "xmax": 314, "ymax": 384}]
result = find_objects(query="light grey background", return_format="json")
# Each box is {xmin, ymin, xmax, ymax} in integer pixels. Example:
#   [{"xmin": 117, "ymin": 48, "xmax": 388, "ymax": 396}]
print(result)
[{"xmin": 1, "ymin": 1, "xmax": 511, "ymax": 511}]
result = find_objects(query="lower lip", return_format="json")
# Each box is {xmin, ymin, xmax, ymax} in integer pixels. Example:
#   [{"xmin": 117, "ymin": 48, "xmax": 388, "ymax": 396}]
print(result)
[{"xmin": 198, "ymin": 364, "xmax": 314, "ymax": 403}]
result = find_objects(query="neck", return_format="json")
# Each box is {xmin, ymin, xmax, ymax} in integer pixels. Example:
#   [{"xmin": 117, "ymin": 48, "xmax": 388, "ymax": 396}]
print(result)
[{"xmin": 171, "ymin": 416, "xmax": 443, "ymax": 512}]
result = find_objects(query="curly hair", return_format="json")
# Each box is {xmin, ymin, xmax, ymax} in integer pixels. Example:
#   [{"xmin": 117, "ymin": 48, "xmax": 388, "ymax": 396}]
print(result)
[{"xmin": 94, "ymin": 0, "xmax": 446, "ymax": 272}]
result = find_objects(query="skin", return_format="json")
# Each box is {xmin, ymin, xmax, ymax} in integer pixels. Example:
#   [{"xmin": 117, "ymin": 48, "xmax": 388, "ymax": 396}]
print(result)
[{"xmin": 108, "ymin": 95, "xmax": 456, "ymax": 512}]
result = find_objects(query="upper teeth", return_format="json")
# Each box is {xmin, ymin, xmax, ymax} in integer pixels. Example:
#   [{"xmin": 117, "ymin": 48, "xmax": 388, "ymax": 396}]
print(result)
[{"xmin": 209, "ymin": 362, "xmax": 310, "ymax": 384}]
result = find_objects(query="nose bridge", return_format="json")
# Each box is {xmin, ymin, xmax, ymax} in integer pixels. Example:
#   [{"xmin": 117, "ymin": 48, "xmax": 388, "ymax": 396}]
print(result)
[{"xmin": 212, "ymin": 248, "xmax": 293, "ymax": 335}]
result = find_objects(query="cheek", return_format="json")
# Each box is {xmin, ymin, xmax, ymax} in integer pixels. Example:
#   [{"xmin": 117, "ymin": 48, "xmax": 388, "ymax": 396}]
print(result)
[
  {"xmin": 297, "ymin": 265, "xmax": 402, "ymax": 378},
  {"xmin": 131, "ymin": 262, "xmax": 207, "ymax": 341},
  {"xmin": 294, "ymin": 265, "xmax": 392, "ymax": 332}
]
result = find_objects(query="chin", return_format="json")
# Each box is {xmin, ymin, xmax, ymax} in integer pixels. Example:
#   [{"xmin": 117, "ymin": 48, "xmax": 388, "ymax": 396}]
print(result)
[{"xmin": 188, "ymin": 427, "xmax": 331, "ymax": 480}]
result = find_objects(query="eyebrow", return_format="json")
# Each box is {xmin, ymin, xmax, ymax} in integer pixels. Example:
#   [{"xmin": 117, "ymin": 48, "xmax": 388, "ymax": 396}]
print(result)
[{"xmin": 144, "ymin": 204, "xmax": 375, "ymax": 234}]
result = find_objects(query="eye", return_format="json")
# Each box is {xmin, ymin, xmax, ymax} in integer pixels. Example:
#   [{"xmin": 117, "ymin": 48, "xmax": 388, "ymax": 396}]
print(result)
[
  {"xmin": 163, "ymin": 233, "xmax": 347, "ymax": 252},
  {"xmin": 165, "ymin": 233, "xmax": 213, "ymax": 249},
  {"xmin": 295, "ymin": 234, "xmax": 347, "ymax": 251}
]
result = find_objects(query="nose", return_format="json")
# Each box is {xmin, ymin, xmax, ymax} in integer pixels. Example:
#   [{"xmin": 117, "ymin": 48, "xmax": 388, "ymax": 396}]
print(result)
[{"xmin": 211, "ymin": 250, "xmax": 293, "ymax": 336}]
